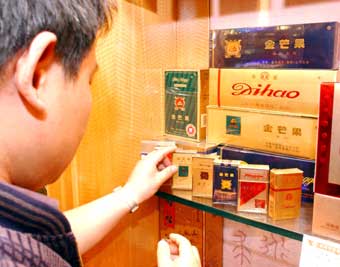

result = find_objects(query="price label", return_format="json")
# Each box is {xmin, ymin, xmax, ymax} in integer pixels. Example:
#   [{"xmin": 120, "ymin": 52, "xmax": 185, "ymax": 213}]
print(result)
[{"xmin": 300, "ymin": 234, "xmax": 340, "ymax": 267}]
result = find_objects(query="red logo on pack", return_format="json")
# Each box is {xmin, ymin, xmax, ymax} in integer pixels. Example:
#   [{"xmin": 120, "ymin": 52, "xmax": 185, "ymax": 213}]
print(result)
[
  {"xmin": 174, "ymin": 97, "xmax": 185, "ymax": 111},
  {"xmin": 240, "ymin": 182, "xmax": 266, "ymax": 205},
  {"xmin": 186, "ymin": 124, "xmax": 196, "ymax": 137},
  {"xmin": 255, "ymin": 199, "xmax": 266, "ymax": 208}
]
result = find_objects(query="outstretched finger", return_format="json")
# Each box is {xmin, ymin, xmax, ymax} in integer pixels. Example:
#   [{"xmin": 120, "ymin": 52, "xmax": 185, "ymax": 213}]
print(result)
[
  {"xmin": 147, "ymin": 147, "xmax": 176, "ymax": 165},
  {"xmin": 157, "ymin": 165, "xmax": 178, "ymax": 184}
]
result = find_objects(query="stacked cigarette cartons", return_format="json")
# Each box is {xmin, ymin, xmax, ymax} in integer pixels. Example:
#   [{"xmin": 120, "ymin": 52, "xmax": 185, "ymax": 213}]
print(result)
[
  {"xmin": 208, "ymin": 22, "xmax": 340, "ymax": 205},
  {"xmin": 164, "ymin": 70, "xmax": 209, "ymax": 142},
  {"xmin": 237, "ymin": 165, "xmax": 269, "ymax": 213},
  {"xmin": 210, "ymin": 22, "xmax": 340, "ymax": 69},
  {"xmin": 207, "ymin": 68, "xmax": 339, "ymax": 159},
  {"xmin": 159, "ymin": 198, "xmax": 223, "ymax": 267},
  {"xmin": 269, "ymin": 168, "xmax": 303, "ymax": 220},
  {"xmin": 313, "ymin": 83, "xmax": 340, "ymax": 240},
  {"xmin": 212, "ymin": 159, "xmax": 245, "ymax": 204}
]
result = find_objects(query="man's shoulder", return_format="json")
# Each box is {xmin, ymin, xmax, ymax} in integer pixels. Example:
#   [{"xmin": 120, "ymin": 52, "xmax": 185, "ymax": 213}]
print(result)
[
  {"xmin": 0, "ymin": 226, "xmax": 71, "ymax": 267},
  {"xmin": 0, "ymin": 226, "xmax": 46, "ymax": 266}
]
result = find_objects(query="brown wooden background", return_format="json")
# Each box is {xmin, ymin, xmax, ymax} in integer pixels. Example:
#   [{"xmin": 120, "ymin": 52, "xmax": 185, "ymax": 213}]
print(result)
[{"xmin": 47, "ymin": 1, "xmax": 209, "ymax": 266}]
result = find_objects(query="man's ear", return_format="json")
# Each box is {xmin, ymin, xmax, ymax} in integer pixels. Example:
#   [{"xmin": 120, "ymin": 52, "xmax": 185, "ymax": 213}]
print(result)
[{"xmin": 14, "ymin": 31, "xmax": 57, "ymax": 117}]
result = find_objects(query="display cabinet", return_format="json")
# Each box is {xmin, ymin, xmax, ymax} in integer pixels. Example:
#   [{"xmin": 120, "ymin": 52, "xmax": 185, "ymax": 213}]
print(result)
[{"xmin": 47, "ymin": 1, "xmax": 340, "ymax": 266}]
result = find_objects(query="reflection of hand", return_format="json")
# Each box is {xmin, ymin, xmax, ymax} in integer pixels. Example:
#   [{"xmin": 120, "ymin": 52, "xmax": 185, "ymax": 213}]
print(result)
[
  {"xmin": 157, "ymin": 233, "xmax": 201, "ymax": 267},
  {"xmin": 123, "ymin": 147, "xmax": 177, "ymax": 204}
]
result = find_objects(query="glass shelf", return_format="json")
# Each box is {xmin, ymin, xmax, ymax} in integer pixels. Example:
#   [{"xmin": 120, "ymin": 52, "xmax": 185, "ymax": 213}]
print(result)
[{"xmin": 156, "ymin": 188, "xmax": 313, "ymax": 241}]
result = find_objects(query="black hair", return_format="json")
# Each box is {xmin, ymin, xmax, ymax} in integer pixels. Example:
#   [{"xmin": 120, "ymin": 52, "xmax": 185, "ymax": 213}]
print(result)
[{"xmin": 0, "ymin": 0, "xmax": 113, "ymax": 77}]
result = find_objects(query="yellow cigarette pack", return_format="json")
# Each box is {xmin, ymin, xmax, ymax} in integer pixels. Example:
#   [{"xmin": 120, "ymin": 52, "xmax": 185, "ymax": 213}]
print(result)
[
  {"xmin": 192, "ymin": 155, "xmax": 217, "ymax": 198},
  {"xmin": 172, "ymin": 152, "xmax": 195, "ymax": 190},
  {"xmin": 268, "ymin": 168, "xmax": 303, "ymax": 220}
]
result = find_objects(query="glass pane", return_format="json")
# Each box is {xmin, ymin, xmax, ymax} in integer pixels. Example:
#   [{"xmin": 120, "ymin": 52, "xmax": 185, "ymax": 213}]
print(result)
[{"xmin": 157, "ymin": 188, "xmax": 313, "ymax": 241}]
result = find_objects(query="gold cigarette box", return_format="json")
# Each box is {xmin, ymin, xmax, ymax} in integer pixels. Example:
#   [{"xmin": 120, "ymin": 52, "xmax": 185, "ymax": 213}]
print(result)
[
  {"xmin": 268, "ymin": 168, "xmax": 303, "ymax": 220},
  {"xmin": 209, "ymin": 68, "xmax": 339, "ymax": 116},
  {"xmin": 207, "ymin": 106, "xmax": 317, "ymax": 159},
  {"xmin": 237, "ymin": 164, "xmax": 269, "ymax": 214},
  {"xmin": 192, "ymin": 155, "xmax": 217, "ymax": 198},
  {"xmin": 172, "ymin": 151, "xmax": 195, "ymax": 190}
]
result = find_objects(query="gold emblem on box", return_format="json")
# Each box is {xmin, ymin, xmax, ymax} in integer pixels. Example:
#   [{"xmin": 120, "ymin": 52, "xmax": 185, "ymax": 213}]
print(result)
[{"xmin": 224, "ymin": 40, "xmax": 242, "ymax": 58}]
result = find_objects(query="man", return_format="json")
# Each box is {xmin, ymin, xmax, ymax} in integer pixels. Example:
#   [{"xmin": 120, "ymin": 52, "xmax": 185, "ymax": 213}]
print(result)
[{"xmin": 0, "ymin": 1, "xmax": 201, "ymax": 266}]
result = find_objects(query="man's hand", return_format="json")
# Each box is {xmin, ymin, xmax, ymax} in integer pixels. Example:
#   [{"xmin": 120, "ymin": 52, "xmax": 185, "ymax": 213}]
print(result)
[
  {"xmin": 157, "ymin": 233, "xmax": 201, "ymax": 267},
  {"xmin": 122, "ymin": 146, "xmax": 177, "ymax": 204}
]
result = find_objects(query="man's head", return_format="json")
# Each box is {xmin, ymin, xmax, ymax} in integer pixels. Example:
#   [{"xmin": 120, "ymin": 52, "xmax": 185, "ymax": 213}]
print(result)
[
  {"xmin": 0, "ymin": 0, "xmax": 111, "ymax": 78},
  {"xmin": 0, "ymin": 0, "xmax": 113, "ymax": 190}
]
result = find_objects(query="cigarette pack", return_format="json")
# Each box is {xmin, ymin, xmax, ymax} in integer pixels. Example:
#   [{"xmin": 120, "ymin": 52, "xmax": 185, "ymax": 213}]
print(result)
[
  {"xmin": 159, "ymin": 198, "xmax": 223, "ymax": 267},
  {"xmin": 192, "ymin": 155, "xmax": 217, "ymax": 198},
  {"xmin": 150, "ymin": 136, "xmax": 218, "ymax": 154},
  {"xmin": 176, "ymin": 140, "xmax": 217, "ymax": 154},
  {"xmin": 165, "ymin": 70, "xmax": 209, "ymax": 142},
  {"xmin": 207, "ymin": 106, "xmax": 317, "ymax": 159},
  {"xmin": 140, "ymin": 140, "xmax": 176, "ymax": 158},
  {"xmin": 237, "ymin": 164, "xmax": 269, "ymax": 213},
  {"xmin": 172, "ymin": 151, "xmax": 195, "ymax": 190},
  {"xmin": 269, "ymin": 168, "xmax": 303, "ymax": 220},
  {"xmin": 209, "ymin": 68, "xmax": 339, "ymax": 115},
  {"xmin": 315, "ymin": 83, "xmax": 340, "ymax": 197},
  {"xmin": 210, "ymin": 22, "xmax": 340, "ymax": 69},
  {"xmin": 220, "ymin": 145, "xmax": 315, "ymax": 202},
  {"xmin": 212, "ymin": 159, "xmax": 245, "ymax": 204}
]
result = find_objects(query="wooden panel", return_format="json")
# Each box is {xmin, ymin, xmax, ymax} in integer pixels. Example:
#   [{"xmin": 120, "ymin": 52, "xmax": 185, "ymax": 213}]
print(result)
[
  {"xmin": 285, "ymin": 0, "xmax": 339, "ymax": 6},
  {"xmin": 46, "ymin": 164, "xmax": 74, "ymax": 211},
  {"xmin": 211, "ymin": 0, "xmax": 340, "ymax": 29},
  {"xmin": 47, "ymin": 0, "xmax": 210, "ymax": 266},
  {"xmin": 176, "ymin": 0, "xmax": 210, "ymax": 69},
  {"xmin": 82, "ymin": 197, "xmax": 159, "ymax": 267},
  {"xmin": 219, "ymin": 0, "xmax": 261, "ymax": 15},
  {"xmin": 204, "ymin": 212, "xmax": 223, "ymax": 267},
  {"xmin": 126, "ymin": 0, "xmax": 158, "ymax": 12},
  {"xmin": 130, "ymin": 197, "xmax": 160, "ymax": 267},
  {"xmin": 78, "ymin": 1, "xmax": 175, "ymax": 266},
  {"xmin": 159, "ymin": 198, "xmax": 223, "ymax": 267}
]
